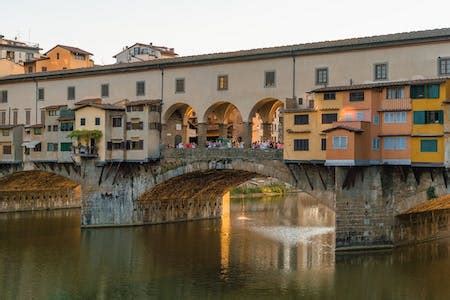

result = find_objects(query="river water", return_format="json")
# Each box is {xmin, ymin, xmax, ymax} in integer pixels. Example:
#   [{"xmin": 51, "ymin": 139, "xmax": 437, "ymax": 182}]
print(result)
[{"xmin": 0, "ymin": 193, "xmax": 449, "ymax": 299}]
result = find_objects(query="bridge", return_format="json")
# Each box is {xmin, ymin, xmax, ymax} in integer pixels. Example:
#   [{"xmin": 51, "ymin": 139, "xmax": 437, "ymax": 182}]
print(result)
[{"xmin": 0, "ymin": 148, "xmax": 449, "ymax": 251}]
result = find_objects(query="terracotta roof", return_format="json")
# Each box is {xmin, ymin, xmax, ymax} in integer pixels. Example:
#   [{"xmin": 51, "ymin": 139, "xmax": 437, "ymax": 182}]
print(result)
[
  {"xmin": 113, "ymin": 43, "xmax": 177, "ymax": 58},
  {"xmin": 400, "ymin": 194, "xmax": 450, "ymax": 215},
  {"xmin": 74, "ymin": 98, "xmax": 102, "ymax": 106},
  {"xmin": 72, "ymin": 103, "xmax": 125, "ymax": 111},
  {"xmin": 2, "ymin": 28, "xmax": 450, "ymax": 84},
  {"xmin": 23, "ymin": 56, "xmax": 50, "ymax": 64},
  {"xmin": 43, "ymin": 104, "xmax": 68, "ymax": 110},
  {"xmin": 125, "ymin": 99, "xmax": 162, "ymax": 106},
  {"xmin": 45, "ymin": 45, "xmax": 93, "ymax": 56},
  {"xmin": 322, "ymin": 125, "xmax": 364, "ymax": 133},
  {"xmin": 311, "ymin": 77, "xmax": 449, "ymax": 93},
  {"xmin": 26, "ymin": 124, "xmax": 44, "ymax": 128}
]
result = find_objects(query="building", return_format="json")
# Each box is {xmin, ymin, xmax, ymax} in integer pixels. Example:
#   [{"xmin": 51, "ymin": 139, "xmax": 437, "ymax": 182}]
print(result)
[
  {"xmin": 22, "ymin": 124, "xmax": 45, "ymax": 162},
  {"xmin": 114, "ymin": 43, "xmax": 177, "ymax": 63},
  {"xmin": 283, "ymin": 78, "xmax": 450, "ymax": 167},
  {"xmin": 0, "ymin": 59, "xmax": 24, "ymax": 77},
  {"xmin": 42, "ymin": 104, "xmax": 74, "ymax": 162},
  {"xmin": 0, "ymin": 124, "xmax": 23, "ymax": 163},
  {"xmin": 24, "ymin": 45, "xmax": 94, "ymax": 73},
  {"xmin": 0, "ymin": 34, "xmax": 41, "ymax": 65},
  {"xmin": 0, "ymin": 28, "xmax": 450, "ymax": 164}
]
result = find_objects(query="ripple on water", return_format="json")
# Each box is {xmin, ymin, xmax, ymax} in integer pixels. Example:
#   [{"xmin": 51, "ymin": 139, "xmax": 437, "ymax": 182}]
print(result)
[{"xmin": 250, "ymin": 226, "xmax": 335, "ymax": 246}]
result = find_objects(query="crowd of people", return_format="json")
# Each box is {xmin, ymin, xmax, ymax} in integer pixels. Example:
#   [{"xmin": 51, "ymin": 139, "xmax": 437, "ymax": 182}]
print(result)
[{"xmin": 171, "ymin": 138, "xmax": 283, "ymax": 150}]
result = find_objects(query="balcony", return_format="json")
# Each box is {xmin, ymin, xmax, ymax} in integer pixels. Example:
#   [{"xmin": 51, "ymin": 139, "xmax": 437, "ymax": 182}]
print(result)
[{"xmin": 73, "ymin": 145, "xmax": 98, "ymax": 158}]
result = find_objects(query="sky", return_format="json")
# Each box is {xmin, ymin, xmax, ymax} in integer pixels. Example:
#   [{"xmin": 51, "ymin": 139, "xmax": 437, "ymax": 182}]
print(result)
[{"xmin": 1, "ymin": 0, "xmax": 450, "ymax": 65}]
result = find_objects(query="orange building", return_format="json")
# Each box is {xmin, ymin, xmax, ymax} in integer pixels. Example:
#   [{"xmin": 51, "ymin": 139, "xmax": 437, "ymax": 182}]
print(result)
[
  {"xmin": 24, "ymin": 45, "xmax": 94, "ymax": 73},
  {"xmin": 284, "ymin": 78, "xmax": 450, "ymax": 167}
]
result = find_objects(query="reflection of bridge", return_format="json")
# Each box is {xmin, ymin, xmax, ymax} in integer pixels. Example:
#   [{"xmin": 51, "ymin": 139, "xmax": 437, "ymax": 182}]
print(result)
[{"xmin": 0, "ymin": 148, "xmax": 449, "ymax": 250}]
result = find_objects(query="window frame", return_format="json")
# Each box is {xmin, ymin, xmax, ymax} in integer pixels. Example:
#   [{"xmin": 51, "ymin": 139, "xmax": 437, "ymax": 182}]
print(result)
[
  {"xmin": 374, "ymin": 63, "xmax": 388, "ymax": 81},
  {"xmin": 332, "ymin": 136, "xmax": 348, "ymax": 150},
  {"xmin": 323, "ymin": 92, "xmax": 336, "ymax": 100},
  {"xmin": 315, "ymin": 67, "xmax": 329, "ymax": 85},
  {"xmin": 101, "ymin": 84, "xmax": 109, "ymax": 98},
  {"xmin": 38, "ymin": 88, "xmax": 45, "ymax": 101},
  {"xmin": 293, "ymin": 139, "xmax": 309, "ymax": 151},
  {"xmin": 67, "ymin": 86, "xmax": 75, "ymax": 100},
  {"xmin": 420, "ymin": 139, "xmax": 438, "ymax": 152},
  {"xmin": 386, "ymin": 87, "xmax": 404, "ymax": 99},
  {"xmin": 175, "ymin": 78, "xmax": 185, "ymax": 93},
  {"xmin": 294, "ymin": 114, "xmax": 309, "ymax": 125},
  {"xmin": 217, "ymin": 75, "xmax": 229, "ymax": 91},
  {"xmin": 321, "ymin": 113, "xmax": 338, "ymax": 124},
  {"xmin": 136, "ymin": 81, "xmax": 146, "ymax": 96},
  {"xmin": 264, "ymin": 71, "xmax": 276, "ymax": 88},
  {"xmin": 0, "ymin": 90, "xmax": 8, "ymax": 103},
  {"xmin": 438, "ymin": 57, "xmax": 450, "ymax": 76},
  {"xmin": 349, "ymin": 91, "xmax": 365, "ymax": 101}
]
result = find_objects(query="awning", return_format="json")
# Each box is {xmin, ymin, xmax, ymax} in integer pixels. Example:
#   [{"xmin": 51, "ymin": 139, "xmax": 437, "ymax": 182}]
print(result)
[{"xmin": 21, "ymin": 141, "xmax": 41, "ymax": 149}]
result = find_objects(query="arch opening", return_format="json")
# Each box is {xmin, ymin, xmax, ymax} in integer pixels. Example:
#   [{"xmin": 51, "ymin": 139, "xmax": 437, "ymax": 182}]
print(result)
[
  {"xmin": 0, "ymin": 170, "xmax": 81, "ymax": 213},
  {"xmin": 163, "ymin": 103, "xmax": 198, "ymax": 147},
  {"xmin": 248, "ymin": 98, "xmax": 284, "ymax": 145},
  {"xmin": 203, "ymin": 102, "xmax": 245, "ymax": 146}
]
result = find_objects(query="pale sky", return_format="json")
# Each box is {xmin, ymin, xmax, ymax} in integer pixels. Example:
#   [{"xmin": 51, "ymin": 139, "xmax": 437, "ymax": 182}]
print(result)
[{"xmin": 2, "ymin": 0, "xmax": 449, "ymax": 65}]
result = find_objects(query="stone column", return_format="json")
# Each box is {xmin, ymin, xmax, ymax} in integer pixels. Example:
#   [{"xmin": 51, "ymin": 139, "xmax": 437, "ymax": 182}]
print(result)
[
  {"xmin": 241, "ymin": 122, "xmax": 252, "ymax": 148},
  {"xmin": 161, "ymin": 124, "xmax": 169, "ymax": 147},
  {"xmin": 262, "ymin": 122, "xmax": 272, "ymax": 141},
  {"xmin": 219, "ymin": 123, "xmax": 228, "ymax": 139},
  {"xmin": 197, "ymin": 123, "xmax": 208, "ymax": 147}
]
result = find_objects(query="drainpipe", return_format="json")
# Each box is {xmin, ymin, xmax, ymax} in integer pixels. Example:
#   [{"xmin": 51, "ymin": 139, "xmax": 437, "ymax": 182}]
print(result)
[
  {"xmin": 291, "ymin": 52, "xmax": 296, "ymax": 99},
  {"xmin": 159, "ymin": 65, "xmax": 164, "ymax": 155},
  {"xmin": 33, "ymin": 78, "xmax": 38, "ymax": 124}
]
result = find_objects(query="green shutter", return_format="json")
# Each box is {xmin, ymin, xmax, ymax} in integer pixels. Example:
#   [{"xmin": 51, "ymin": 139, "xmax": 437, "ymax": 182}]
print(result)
[
  {"xmin": 60, "ymin": 142, "xmax": 72, "ymax": 152},
  {"xmin": 420, "ymin": 140, "xmax": 438, "ymax": 152},
  {"xmin": 426, "ymin": 84, "xmax": 440, "ymax": 98},
  {"xmin": 413, "ymin": 111, "xmax": 425, "ymax": 124},
  {"xmin": 438, "ymin": 110, "xmax": 444, "ymax": 124}
]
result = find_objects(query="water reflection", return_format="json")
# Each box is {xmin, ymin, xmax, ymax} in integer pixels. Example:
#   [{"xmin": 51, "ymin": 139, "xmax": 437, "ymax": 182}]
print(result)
[{"xmin": 0, "ymin": 193, "xmax": 449, "ymax": 299}]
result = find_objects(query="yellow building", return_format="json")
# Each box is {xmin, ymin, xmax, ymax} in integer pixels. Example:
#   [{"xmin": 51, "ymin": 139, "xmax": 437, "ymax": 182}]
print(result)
[
  {"xmin": 24, "ymin": 45, "xmax": 94, "ymax": 73},
  {"xmin": 411, "ymin": 79, "xmax": 448, "ymax": 166}
]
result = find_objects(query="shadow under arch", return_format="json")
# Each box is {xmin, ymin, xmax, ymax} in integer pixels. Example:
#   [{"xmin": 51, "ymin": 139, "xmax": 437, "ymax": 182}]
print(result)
[
  {"xmin": 202, "ymin": 101, "xmax": 245, "ymax": 142},
  {"xmin": 163, "ymin": 102, "xmax": 198, "ymax": 146},
  {"xmin": 248, "ymin": 98, "xmax": 284, "ymax": 143}
]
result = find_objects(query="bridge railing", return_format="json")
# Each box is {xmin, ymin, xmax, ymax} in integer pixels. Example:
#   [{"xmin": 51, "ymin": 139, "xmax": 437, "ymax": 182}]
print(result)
[{"xmin": 162, "ymin": 148, "xmax": 283, "ymax": 161}]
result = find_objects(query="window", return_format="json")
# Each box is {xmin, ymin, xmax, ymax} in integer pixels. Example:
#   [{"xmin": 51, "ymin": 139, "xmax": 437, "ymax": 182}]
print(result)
[
  {"xmin": 372, "ymin": 138, "xmax": 380, "ymax": 150},
  {"xmin": 3, "ymin": 145, "xmax": 11, "ymax": 155},
  {"xmin": 38, "ymin": 88, "xmax": 45, "ymax": 100},
  {"xmin": 413, "ymin": 111, "xmax": 443, "ymax": 124},
  {"xmin": 0, "ymin": 111, "xmax": 5, "ymax": 125},
  {"xmin": 127, "ymin": 105, "xmax": 144, "ymax": 112},
  {"xmin": 384, "ymin": 137, "xmax": 407, "ymax": 150},
  {"xmin": 42, "ymin": 67, "xmax": 47, "ymax": 72},
  {"xmin": 60, "ymin": 122, "xmax": 73, "ymax": 131},
  {"xmin": 322, "ymin": 113, "xmax": 338, "ymax": 124},
  {"xmin": 410, "ymin": 84, "xmax": 440, "ymax": 99},
  {"xmin": 60, "ymin": 142, "xmax": 72, "ymax": 152},
  {"xmin": 67, "ymin": 86, "xmax": 75, "ymax": 100},
  {"xmin": 136, "ymin": 81, "xmax": 145, "ymax": 96},
  {"xmin": 33, "ymin": 128, "xmax": 42, "ymax": 135},
  {"xmin": 95, "ymin": 117, "xmax": 101, "ymax": 126},
  {"xmin": 356, "ymin": 111, "xmax": 365, "ymax": 121},
  {"xmin": 80, "ymin": 118, "xmax": 86, "ymax": 126},
  {"xmin": 0, "ymin": 90, "xmax": 7, "ymax": 103},
  {"xmin": 374, "ymin": 63, "xmax": 388, "ymax": 80},
  {"xmin": 56, "ymin": 53, "xmax": 60, "ymax": 59},
  {"xmin": 101, "ymin": 84, "xmax": 109, "ymax": 98},
  {"xmin": 438, "ymin": 57, "xmax": 450, "ymax": 76},
  {"xmin": 126, "ymin": 122, "xmax": 144, "ymax": 130},
  {"xmin": 420, "ymin": 139, "xmax": 438, "ymax": 152},
  {"xmin": 47, "ymin": 143, "xmax": 58, "ymax": 152},
  {"xmin": 333, "ymin": 136, "xmax": 348, "ymax": 149},
  {"xmin": 34, "ymin": 143, "xmax": 42, "ymax": 152},
  {"xmin": 316, "ymin": 68, "xmax": 328, "ymax": 85},
  {"xmin": 2, "ymin": 129, "xmax": 9, "ymax": 136},
  {"xmin": 386, "ymin": 87, "xmax": 404, "ymax": 99},
  {"xmin": 112, "ymin": 117, "xmax": 122, "ymax": 127},
  {"xmin": 53, "ymin": 125, "xmax": 58, "ymax": 131},
  {"xmin": 294, "ymin": 139, "xmax": 309, "ymax": 151},
  {"xmin": 264, "ymin": 71, "xmax": 276, "ymax": 88},
  {"xmin": 373, "ymin": 114, "xmax": 379, "ymax": 125},
  {"xmin": 126, "ymin": 140, "xmax": 144, "ymax": 150},
  {"xmin": 217, "ymin": 75, "xmax": 228, "ymax": 90},
  {"xmin": 48, "ymin": 110, "xmax": 58, "ymax": 116},
  {"xmin": 41, "ymin": 110, "xmax": 45, "ymax": 125},
  {"xmin": 13, "ymin": 110, "xmax": 18, "ymax": 125},
  {"xmin": 294, "ymin": 114, "xmax": 309, "ymax": 125},
  {"xmin": 108, "ymin": 141, "xmax": 124, "ymax": 150},
  {"xmin": 25, "ymin": 110, "xmax": 31, "ymax": 125},
  {"xmin": 324, "ymin": 92, "xmax": 336, "ymax": 100},
  {"xmin": 28, "ymin": 66, "xmax": 33, "ymax": 73},
  {"xmin": 384, "ymin": 111, "xmax": 407, "ymax": 123},
  {"xmin": 175, "ymin": 78, "xmax": 185, "ymax": 93},
  {"xmin": 321, "ymin": 138, "xmax": 327, "ymax": 151},
  {"xmin": 48, "ymin": 125, "xmax": 52, "ymax": 132},
  {"xmin": 349, "ymin": 91, "xmax": 364, "ymax": 101}
]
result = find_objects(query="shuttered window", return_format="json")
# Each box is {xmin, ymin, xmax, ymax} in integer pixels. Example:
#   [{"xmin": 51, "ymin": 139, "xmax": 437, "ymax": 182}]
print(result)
[
  {"xmin": 60, "ymin": 143, "xmax": 72, "ymax": 152},
  {"xmin": 411, "ymin": 84, "xmax": 440, "ymax": 99},
  {"xmin": 420, "ymin": 139, "xmax": 438, "ymax": 152},
  {"xmin": 294, "ymin": 139, "xmax": 309, "ymax": 151},
  {"xmin": 413, "ymin": 111, "xmax": 443, "ymax": 124},
  {"xmin": 322, "ymin": 113, "xmax": 338, "ymax": 124},
  {"xmin": 294, "ymin": 114, "xmax": 309, "ymax": 125}
]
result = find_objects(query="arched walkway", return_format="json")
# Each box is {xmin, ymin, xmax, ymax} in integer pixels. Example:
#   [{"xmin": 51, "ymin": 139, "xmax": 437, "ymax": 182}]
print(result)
[
  {"xmin": 200, "ymin": 101, "xmax": 247, "ymax": 147},
  {"xmin": 163, "ymin": 103, "xmax": 198, "ymax": 147},
  {"xmin": 248, "ymin": 98, "xmax": 284, "ymax": 144}
]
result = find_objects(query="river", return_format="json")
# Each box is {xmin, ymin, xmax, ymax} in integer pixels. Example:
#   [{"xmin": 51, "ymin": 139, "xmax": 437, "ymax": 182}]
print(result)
[{"xmin": 0, "ymin": 193, "xmax": 449, "ymax": 299}]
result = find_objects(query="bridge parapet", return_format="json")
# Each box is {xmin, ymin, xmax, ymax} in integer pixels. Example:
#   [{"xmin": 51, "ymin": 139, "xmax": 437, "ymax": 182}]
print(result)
[{"xmin": 162, "ymin": 148, "xmax": 283, "ymax": 162}]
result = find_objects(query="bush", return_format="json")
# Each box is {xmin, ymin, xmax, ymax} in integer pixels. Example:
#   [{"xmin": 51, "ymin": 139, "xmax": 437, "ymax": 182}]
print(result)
[{"xmin": 427, "ymin": 186, "xmax": 437, "ymax": 200}]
